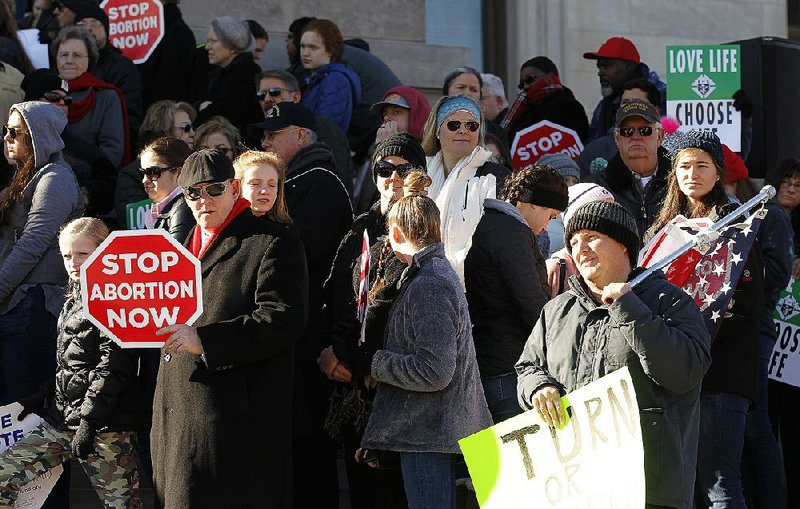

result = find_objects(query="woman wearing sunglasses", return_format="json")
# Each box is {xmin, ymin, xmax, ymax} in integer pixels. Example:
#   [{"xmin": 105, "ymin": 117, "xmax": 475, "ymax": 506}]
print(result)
[
  {"xmin": 645, "ymin": 130, "xmax": 766, "ymax": 509},
  {"xmin": 139, "ymin": 137, "xmax": 195, "ymax": 242},
  {"xmin": 194, "ymin": 116, "xmax": 241, "ymax": 162},
  {"xmin": 421, "ymin": 95, "xmax": 509, "ymax": 285},
  {"xmin": 319, "ymin": 133, "xmax": 428, "ymax": 508},
  {"xmin": 0, "ymin": 101, "xmax": 83, "ymax": 410}
]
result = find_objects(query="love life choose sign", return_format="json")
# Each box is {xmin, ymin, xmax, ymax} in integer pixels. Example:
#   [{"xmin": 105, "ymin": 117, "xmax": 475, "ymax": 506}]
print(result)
[{"xmin": 80, "ymin": 230, "xmax": 203, "ymax": 348}]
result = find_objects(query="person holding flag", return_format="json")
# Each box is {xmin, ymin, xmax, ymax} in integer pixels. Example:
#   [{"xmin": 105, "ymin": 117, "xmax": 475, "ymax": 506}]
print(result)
[{"xmin": 646, "ymin": 130, "xmax": 766, "ymax": 509}]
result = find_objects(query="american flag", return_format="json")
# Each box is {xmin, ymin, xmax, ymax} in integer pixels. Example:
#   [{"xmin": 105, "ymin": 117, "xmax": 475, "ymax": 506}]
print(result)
[
  {"xmin": 641, "ymin": 207, "xmax": 767, "ymax": 340},
  {"xmin": 356, "ymin": 230, "xmax": 370, "ymax": 346}
]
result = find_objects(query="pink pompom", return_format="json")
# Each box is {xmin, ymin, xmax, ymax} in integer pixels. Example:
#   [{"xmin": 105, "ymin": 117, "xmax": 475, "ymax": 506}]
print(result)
[{"xmin": 660, "ymin": 116, "xmax": 681, "ymax": 134}]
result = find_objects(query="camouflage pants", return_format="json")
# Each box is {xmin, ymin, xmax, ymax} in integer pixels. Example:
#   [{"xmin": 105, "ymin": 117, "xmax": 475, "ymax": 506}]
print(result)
[{"xmin": 0, "ymin": 421, "xmax": 141, "ymax": 509}]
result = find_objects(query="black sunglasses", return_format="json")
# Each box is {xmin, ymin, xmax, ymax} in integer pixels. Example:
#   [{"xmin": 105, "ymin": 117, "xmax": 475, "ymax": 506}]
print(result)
[
  {"xmin": 256, "ymin": 88, "xmax": 288, "ymax": 101},
  {"xmin": 445, "ymin": 120, "xmax": 480, "ymax": 133},
  {"xmin": 42, "ymin": 91, "xmax": 73, "ymax": 106},
  {"xmin": 517, "ymin": 73, "xmax": 545, "ymax": 90},
  {"xmin": 184, "ymin": 181, "xmax": 229, "ymax": 201},
  {"xmin": 374, "ymin": 161, "xmax": 418, "ymax": 179},
  {"xmin": 2, "ymin": 125, "xmax": 28, "ymax": 140},
  {"xmin": 174, "ymin": 123, "xmax": 193, "ymax": 133},
  {"xmin": 616, "ymin": 126, "xmax": 655, "ymax": 137},
  {"xmin": 139, "ymin": 166, "xmax": 179, "ymax": 180}
]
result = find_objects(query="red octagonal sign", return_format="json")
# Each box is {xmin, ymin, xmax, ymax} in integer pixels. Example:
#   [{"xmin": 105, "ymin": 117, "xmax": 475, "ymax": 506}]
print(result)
[
  {"xmin": 510, "ymin": 120, "xmax": 584, "ymax": 170},
  {"xmin": 101, "ymin": 0, "xmax": 165, "ymax": 64},
  {"xmin": 80, "ymin": 230, "xmax": 203, "ymax": 348}
]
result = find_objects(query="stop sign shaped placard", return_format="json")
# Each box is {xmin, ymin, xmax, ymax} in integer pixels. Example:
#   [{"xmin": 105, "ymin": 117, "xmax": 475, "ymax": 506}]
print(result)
[
  {"xmin": 80, "ymin": 230, "xmax": 202, "ymax": 348},
  {"xmin": 510, "ymin": 120, "xmax": 584, "ymax": 170},
  {"xmin": 101, "ymin": 0, "xmax": 164, "ymax": 64}
]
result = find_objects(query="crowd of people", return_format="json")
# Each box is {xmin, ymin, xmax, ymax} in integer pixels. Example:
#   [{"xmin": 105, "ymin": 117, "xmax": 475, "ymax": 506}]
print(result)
[{"xmin": 0, "ymin": 2, "xmax": 795, "ymax": 509}]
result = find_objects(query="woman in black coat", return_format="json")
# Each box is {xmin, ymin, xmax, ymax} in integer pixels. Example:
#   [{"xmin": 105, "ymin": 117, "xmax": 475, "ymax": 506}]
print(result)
[
  {"xmin": 139, "ymin": 137, "xmax": 195, "ymax": 242},
  {"xmin": 464, "ymin": 165, "xmax": 567, "ymax": 423}
]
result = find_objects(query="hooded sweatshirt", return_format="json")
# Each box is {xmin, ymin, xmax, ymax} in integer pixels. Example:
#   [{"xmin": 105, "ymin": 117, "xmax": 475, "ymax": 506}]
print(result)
[
  {"xmin": 0, "ymin": 101, "xmax": 83, "ymax": 316},
  {"xmin": 380, "ymin": 85, "xmax": 432, "ymax": 141}
]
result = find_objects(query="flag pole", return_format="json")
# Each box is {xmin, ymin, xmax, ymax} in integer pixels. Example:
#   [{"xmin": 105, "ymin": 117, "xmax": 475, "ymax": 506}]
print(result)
[{"xmin": 627, "ymin": 185, "xmax": 776, "ymax": 291}]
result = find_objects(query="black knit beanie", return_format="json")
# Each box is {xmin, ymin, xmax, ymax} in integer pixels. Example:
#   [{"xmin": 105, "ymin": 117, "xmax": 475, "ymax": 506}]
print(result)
[
  {"xmin": 371, "ymin": 133, "xmax": 427, "ymax": 182},
  {"xmin": 565, "ymin": 201, "xmax": 640, "ymax": 267}
]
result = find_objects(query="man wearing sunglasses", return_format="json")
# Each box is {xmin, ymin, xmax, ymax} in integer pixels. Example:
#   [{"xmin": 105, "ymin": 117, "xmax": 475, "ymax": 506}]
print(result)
[
  {"xmin": 151, "ymin": 149, "xmax": 308, "ymax": 507},
  {"xmin": 587, "ymin": 100, "xmax": 671, "ymax": 237}
]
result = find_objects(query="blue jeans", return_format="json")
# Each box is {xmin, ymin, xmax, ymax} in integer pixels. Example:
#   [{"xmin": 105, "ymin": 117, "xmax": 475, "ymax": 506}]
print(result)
[
  {"xmin": 400, "ymin": 452, "xmax": 457, "ymax": 509},
  {"xmin": 0, "ymin": 286, "xmax": 57, "ymax": 405},
  {"xmin": 695, "ymin": 392, "xmax": 749, "ymax": 509},
  {"xmin": 481, "ymin": 373, "xmax": 523, "ymax": 424}
]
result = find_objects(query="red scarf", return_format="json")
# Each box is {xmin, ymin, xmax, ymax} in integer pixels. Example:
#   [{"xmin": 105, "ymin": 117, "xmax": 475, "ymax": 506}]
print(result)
[
  {"xmin": 503, "ymin": 75, "xmax": 565, "ymax": 129},
  {"xmin": 67, "ymin": 72, "xmax": 131, "ymax": 165},
  {"xmin": 190, "ymin": 198, "xmax": 251, "ymax": 259}
]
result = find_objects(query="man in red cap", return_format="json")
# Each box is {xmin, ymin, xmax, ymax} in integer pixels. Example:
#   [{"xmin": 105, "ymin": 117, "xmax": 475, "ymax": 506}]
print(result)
[{"xmin": 583, "ymin": 36, "xmax": 667, "ymax": 142}]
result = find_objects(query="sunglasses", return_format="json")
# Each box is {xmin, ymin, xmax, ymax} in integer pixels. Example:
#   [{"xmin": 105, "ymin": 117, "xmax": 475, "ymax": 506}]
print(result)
[
  {"xmin": 616, "ymin": 126, "xmax": 655, "ymax": 137},
  {"xmin": 2, "ymin": 125, "xmax": 28, "ymax": 140},
  {"xmin": 256, "ymin": 88, "xmax": 288, "ymax": 101},
  {"xmin": 184, "ymin": 181, "xmax": 229, "ymax": 201},
  {"xmin": 445, "ymin": 120, "xmax": 480, "ymax": 132},
  {"xmin": 42, "ymin": 92, "xmax": 73, "ymax": 106},
  {"xmin": 374, "ymin": 161, "xmax": 418, "ymax": 179},
  {"xmin": 174, "ymin": 123, "xmax": 193, "ymax": 133},
  {"xmin": 518, "ymin": 73, "xmax": 545, "ymax": 90},
  {"xmin": 139, "ymin": 166, "xmax": 179, "ymax": 180}
]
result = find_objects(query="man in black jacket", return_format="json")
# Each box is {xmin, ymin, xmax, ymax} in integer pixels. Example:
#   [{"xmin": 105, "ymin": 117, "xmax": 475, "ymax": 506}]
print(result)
[{"xmin": 250, "ymin": 102, "xmax": 352, "ymax": 508}]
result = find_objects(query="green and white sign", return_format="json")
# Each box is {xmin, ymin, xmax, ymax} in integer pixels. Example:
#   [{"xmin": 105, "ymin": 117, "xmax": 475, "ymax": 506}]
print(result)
[
  {"xmin": 125, "ymin": 198, "xmax": 153, "ymax": 230},
  {"xmin": 459, "ymin": 367, "xmax": 644, "ymax": 508},
  {"xmin": 770, "ymin": 278, "xmax": 800, "ymax": 388},
  {"xmin": 666, "ymin": 44, "xmax": 741, "ymax": 151}
]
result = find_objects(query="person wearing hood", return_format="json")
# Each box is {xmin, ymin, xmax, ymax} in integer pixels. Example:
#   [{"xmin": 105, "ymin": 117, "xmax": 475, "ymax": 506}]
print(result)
[
  {"xmin": 299, "ymin": 18, "xmax": 362, "ymax": 133},
  {"xmin": 0, "ymin": 101, "xmax": 83, "ymax": 407},
  {"xmin": 251, "ymin": 101, "xmax": 352, "ymax": 509},
  {"xmin": 421, "ymin": 95, "xmax": 510, "ymax": 285},
  {"xmin": 74, "ymin": 3, "xmax": 144, "ymax": 136},
  {"xmin": 195, "ymin": 16, "xmax": 263, "ymax": 136},
  {"xmin": 465, "ymin": 165, "xmax": 568, "ymax": 423},
  {"xmin": 583, "ymin": 37, "xmax": 667, "ymax": 142}
]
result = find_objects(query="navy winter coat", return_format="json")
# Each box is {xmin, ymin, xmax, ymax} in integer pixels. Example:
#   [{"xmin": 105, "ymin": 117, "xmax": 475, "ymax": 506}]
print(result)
[{"xmin": 301, "ymin": 62, "xmax": 362, "ymax": 132}]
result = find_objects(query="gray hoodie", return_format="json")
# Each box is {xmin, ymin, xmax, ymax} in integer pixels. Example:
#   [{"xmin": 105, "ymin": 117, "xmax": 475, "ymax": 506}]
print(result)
[{"xmin": 0, "ymin": 101, "xmax": 83, "ymax": 316}]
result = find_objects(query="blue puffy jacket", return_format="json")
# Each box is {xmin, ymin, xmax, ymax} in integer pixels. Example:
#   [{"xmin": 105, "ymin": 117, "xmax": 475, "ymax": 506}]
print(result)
[{"xmin": 301, "ymin": 62, "xmax": 362, "ymax": 132}]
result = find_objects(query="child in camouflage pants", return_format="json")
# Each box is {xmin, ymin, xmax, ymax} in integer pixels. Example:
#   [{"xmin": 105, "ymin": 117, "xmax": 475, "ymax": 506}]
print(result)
[{"xmin": 0, "ymin": 219, "xmax": 145, "ymax": 508}]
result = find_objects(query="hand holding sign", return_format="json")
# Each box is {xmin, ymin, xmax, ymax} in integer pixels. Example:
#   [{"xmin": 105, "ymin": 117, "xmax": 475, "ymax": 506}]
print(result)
[{"xmin": 532, "ymin": 384, "xmax": 567, "ymax": 428}]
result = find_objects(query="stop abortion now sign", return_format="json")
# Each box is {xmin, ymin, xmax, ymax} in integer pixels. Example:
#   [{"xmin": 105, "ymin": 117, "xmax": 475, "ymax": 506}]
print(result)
[
  {"xmin": 101, "ymin": 0, "xmax": 164, "ymax": 64},
  {"xmin": 80, "ymin": 230, "xmax": 202, "ymax": 348}
]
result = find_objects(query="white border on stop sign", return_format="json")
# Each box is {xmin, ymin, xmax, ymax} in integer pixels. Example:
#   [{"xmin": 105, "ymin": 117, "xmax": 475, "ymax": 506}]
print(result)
[{"xmin": 79, "ymin": 229, "xmax": 204, "ymax": 348}]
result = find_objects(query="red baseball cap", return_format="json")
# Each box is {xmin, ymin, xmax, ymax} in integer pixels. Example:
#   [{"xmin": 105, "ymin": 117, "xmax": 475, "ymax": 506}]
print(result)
[{"xmin": 583, "ymin": 37, "xmax": 641, "ymax": 64}]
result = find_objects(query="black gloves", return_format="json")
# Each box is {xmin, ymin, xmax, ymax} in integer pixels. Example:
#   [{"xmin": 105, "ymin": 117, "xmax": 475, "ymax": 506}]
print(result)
[
  {"xmin": 732, "ymin": 89, "xmax": 753, "ymax": 119},
  {"xmin": 71, "ymin": 420, "xmax": 97, "ymax": 460},
  {"xmin": 17, "ymin": 393, "xmax": 46, "ymax": 421}
]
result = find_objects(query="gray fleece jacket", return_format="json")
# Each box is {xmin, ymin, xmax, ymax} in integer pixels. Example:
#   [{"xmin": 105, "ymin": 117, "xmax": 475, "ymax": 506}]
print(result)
[
  {"xmin": 0, "ymin": 101, "xmax": 83, "ymax": 316},
  {"xmin": 361, "ymin": 242, "xmax": 492, "ymax": 454}
]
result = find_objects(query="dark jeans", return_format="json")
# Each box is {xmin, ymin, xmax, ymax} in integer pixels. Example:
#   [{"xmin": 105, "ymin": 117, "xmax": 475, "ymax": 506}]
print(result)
[
  {"xmin": 695, "ymin": 392, "xmax": 749, "ymax": 509},
  {"xmin": 0, "ymin": 286, "xmax": 57, "ymax": 405},
  {"xmin": 481, "ymin": 373, "xmax": 523, "ymax": 424},
  {"xmin": 770, "ymin": 380, "xmax": 800, "ymax": 509},
  {"xmin": 400, "ymin": 452, "xmax": 457, "ymax": 509},
  {"xmin": 742, "ymin": 337, "xmax": 786, "ymax": 508},
  {"xmin": 342, "ymin": 425, "xmax": 408, "ymax": 509}
]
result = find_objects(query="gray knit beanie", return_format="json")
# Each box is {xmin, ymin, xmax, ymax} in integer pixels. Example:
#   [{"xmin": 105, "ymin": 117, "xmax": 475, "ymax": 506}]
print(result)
[
  {"xmin": 537, "ymin": 153, "xmax": 580, "ymax": 182},
  {"xmin": 565, "ymin": 201, "xmax": 640, "ymax": 267},
  {"xmin": 210, "ymin": 17, "xmax": 254, "ymax": 54}
]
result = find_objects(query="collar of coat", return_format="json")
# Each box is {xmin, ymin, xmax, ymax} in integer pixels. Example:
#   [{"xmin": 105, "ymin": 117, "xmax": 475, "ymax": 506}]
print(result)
[
  {"xmin": 566, "ymin": 266, "xmax": 652, "ymax": 308},
  {"xmin": 396, "ymin": 242, "xmax": 446, "ymax": 290},
  {"xmin": 604, "ymin": 146, "xmax": 672, "ymax": 194},
  {"xmin": 483, "ymin": 198, "xmax": 528, "ymax": 228}
]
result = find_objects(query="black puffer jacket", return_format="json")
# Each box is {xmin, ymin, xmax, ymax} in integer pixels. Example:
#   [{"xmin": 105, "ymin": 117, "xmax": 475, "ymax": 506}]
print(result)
[
  {"xmin": 49, "ymin": 289, "xmax": 146, "ymax": 431},
  {"xmin": 465, "ymin": 200, "xmax": 549, "ymax": 377}
]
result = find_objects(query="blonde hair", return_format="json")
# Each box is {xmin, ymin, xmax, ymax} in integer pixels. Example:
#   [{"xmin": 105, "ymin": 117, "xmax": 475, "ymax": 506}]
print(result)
[
  {"xmin": 233, "ymin": 150, "xmax": 291, "ymax": 224},
  {"xmin": 421, "ymin": 96, "xmax": 486, "ymax": 156},
  {"xmin": 402, "ymin": 171, "xmax": 432, "ymax": 197},
  {"xmin": 194, "ymin": 116, "xmax": 242, "ymax": 158},
  {"xmin": 60, "ymin": 217, "xmax": 110, "ymax": 247},
  {"xmin": 387, "ymin": 192, "xmax": 441, "ymax": 249}
]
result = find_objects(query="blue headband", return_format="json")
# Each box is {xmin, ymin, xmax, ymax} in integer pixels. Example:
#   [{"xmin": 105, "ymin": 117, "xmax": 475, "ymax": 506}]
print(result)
[{"xmin": 436, "ymin": 96, "xmax": 481, "ymax": 131}]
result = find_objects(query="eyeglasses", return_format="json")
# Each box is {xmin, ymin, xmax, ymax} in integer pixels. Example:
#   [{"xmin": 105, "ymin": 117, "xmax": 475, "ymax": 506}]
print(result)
[
  {"xmin": 261, "ymin": 128, "xmax": 291, "ymax": 142},
  {"xmin": 256, "ymin": 88, "xmax": 290, "ymax": 101},
  {"xmin": 173, "ymin": 123, "xmax": 193, "ymax": 133},
  {"xmin": 616, "ymin": 126, "xmax": 655, "ymax": 137},
  {"xmin": 374, "ymin": 161, "xmax": 418, "ymax": 179},
  {"xmin": 518, "ymin": 73, "xmax": 545, "ymax": 90},
  {"xmin": 42, "ymin": 92, "xmax": 73, "ymax": 106},
  {"xmin": 184, "ymin": 181, "xmax": 230, "ymax": 201},
  {"xmin": 2, "ymin": 125, "xmax": 28, "ymax": 140},
  {"xmin": 139, "ymin": 166, "xmax": 179, "ymax": 180},
  {"xmin": 781, "ymin": 180, "xmax": 800, "ymax": 190},
  {"xmin": 445, "ymin": 120, "xmax": 480, "ymax": 132}
]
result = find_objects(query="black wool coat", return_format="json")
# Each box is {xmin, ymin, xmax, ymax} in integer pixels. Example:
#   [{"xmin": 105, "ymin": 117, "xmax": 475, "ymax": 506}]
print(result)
[{"xmin": 151, "ymin": 210, "xmax": 309, "ymax": 509}]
